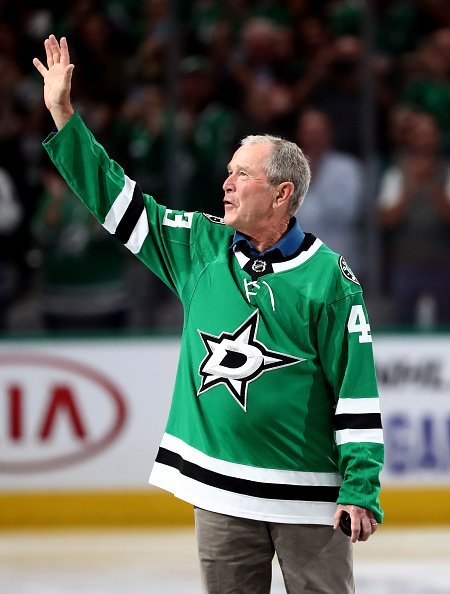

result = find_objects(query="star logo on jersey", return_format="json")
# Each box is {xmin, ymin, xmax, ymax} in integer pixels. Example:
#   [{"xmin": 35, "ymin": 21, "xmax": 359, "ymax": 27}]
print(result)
[{"xmin": 197, "ymin": 310, "xmax": 305, "ymax": 411}]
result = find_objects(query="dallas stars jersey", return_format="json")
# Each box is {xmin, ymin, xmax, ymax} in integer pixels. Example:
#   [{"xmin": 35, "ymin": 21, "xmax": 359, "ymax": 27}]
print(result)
[{"xmin": 44, "ymin": 113, "xmax": 384, "ymax": 525}]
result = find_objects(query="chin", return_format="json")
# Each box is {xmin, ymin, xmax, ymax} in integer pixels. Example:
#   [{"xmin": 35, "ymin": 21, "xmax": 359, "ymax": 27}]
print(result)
[{"xmin": 223, "ymin": 212, "xmax": 235, "ymax": 228}]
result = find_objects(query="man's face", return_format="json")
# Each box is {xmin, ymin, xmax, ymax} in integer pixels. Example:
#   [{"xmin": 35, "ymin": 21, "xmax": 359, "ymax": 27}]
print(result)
[{"xmin": 222, "ymin": 143, "xmax": 276, "ymax": 234}]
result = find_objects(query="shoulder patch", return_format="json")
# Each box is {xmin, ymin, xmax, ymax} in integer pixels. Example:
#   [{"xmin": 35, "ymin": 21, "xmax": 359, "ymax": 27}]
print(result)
[
  {"xmin": 339, "ymin": 255, "xmax": 360, "ymax": 285},
  {"xmin": 202, "ymin": 213, "xmax": 225, "ymax": 225}
]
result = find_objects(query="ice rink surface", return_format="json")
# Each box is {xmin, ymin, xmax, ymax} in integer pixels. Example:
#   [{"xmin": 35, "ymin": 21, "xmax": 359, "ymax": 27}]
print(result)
[{"xmin": 1, "ymin": 527, "xmax": 450, "ymax": 593}]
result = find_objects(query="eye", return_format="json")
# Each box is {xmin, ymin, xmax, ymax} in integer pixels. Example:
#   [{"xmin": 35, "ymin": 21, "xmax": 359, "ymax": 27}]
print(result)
[{"xmin": 238, "ymin": 170, "xmax": 248, "ymax": 177}]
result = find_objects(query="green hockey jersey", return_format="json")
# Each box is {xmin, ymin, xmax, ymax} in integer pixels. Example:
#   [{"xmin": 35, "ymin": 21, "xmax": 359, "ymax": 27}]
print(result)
[{"xmin": 44, "ymin": 113, "xmax": 384, "ymax": 525}]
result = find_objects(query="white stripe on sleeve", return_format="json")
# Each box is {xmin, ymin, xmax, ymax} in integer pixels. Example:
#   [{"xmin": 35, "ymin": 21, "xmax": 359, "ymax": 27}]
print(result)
[
  {"xmin": 335, "ymin": 397, "xmax": 380, "ymax": 415},
  {"xmin": 125, "ymin": 209, "xmax": 149, "ymax": 254},
  {"xmin": 335, "ymin": 428, "xmax": 384, "ymax": 446},
  {"xmin": 103, "ymin": 175, "xmax": 136, "ymax": 234}
]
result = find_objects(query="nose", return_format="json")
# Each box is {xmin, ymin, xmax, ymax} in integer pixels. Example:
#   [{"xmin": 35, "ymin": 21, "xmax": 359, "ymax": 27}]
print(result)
[{"xmin": 223, "ymin": 173, "xmax": 235, "ymax": 192}]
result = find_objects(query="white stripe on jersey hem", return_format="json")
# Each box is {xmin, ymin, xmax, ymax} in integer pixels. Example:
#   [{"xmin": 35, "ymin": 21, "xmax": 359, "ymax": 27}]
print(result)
[
  {"xmin": 335, "ymin": 428, "xmax": 384, "ymax": 445},
  {"xmin": 125, "ymin": 209, "xmax": 149, "ymax": 254},
  {"xmin": 149, "ymin": 462, "xmax": 336, "ymax": 525},
  {"xmin": 272, "ymin": 238, "xmax": 323, "ymax": 273},
  {"xmin": 160, "ymin": 433, "xmax": 341, "ymax": 486},
  {"xmin": 335, "ymin": 397, "xmax": 381, "ymax": 415},
  {"xmin": 103, "ymin": 174, "xmax": 135, "ymax": 234}
]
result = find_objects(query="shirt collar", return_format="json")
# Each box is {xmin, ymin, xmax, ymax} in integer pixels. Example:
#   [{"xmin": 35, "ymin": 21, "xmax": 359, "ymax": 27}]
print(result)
[{"xmin": 230, "ymin": 217, "xmax": 305, "ymax": 258}]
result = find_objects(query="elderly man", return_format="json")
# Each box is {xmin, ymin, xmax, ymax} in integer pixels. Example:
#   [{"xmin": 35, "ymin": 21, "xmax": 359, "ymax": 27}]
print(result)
[{"xmin": 34, "ymin": 36, "xmax": 383, "ymax": 594}]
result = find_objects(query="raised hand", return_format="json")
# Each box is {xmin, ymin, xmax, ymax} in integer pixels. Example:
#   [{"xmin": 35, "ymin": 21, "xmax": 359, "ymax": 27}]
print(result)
[{"xmin": 33, "ymin": 35, "xmax": 75, "ymax": 130}]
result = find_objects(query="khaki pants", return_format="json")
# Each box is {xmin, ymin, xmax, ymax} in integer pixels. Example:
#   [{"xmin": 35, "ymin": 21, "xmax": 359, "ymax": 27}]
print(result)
[{"xmin": 194, "ymin": 508, "xmax": 354, "ymax": 594}]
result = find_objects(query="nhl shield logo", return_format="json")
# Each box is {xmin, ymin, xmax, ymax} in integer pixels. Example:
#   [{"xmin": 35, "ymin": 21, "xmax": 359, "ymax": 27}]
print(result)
[
  {"xmin": 252, "ymin": 259, "xmax": 267, "ymax": 273},
  {"xmin": 339, "ymin": 256, "xmax": 360, "ymax": 285}
]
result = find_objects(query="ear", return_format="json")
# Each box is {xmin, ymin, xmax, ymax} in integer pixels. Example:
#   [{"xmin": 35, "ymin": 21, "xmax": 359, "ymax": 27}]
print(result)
[{"xmin": 274, "ymin": 182, "xmax": 294, "ymax": 210}]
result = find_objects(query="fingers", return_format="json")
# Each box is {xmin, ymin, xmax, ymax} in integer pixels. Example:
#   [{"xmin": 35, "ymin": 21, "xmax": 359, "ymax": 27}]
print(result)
[
  {"xmin": 45, "ymin": 35, "xmax": 63, "ymax": 68},
  {"xmin": 44, "ymin": 38, "xmax": 54, "ymax": 68},
  {"xmin": 357, "ymin": 514, "xmax": 378, "ymax": 542},
  {"xmin": 350, "ymin": 518, "xmax": 360, "ymax": 543},
  {"xmin": 334, "ymin": 507, "xmax": 360, "ymax": 542},
  {"xmin": 334, "ymin": 505, "xmax": 378, "ymax": 543},
  {"xmin": 49, "ymin": 34, "xmax": 62, "ymax": 65},
  {"xmin": 60, "ymin": 36, "xmax": 70, "ymax": 66},
  {"xmin": 64, "ymin": 64, "xmax": 75, "ymax": 84},
  {"xmin": 36, "ymin": 35, "xmax": 72, "ymax": 77},
  {"xmin": 357, "ymin": 515, "xmax": 372, "ymax": 542},
  {"xmin": 32, "ymin": 57, "xmax": 47, "ymax": 77}
]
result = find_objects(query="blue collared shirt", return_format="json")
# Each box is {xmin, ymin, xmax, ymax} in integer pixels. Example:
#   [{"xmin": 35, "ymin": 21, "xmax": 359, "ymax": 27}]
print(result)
[{"xmin": 230, "ymin": 218, "xmax": 305, "ymax": 258}]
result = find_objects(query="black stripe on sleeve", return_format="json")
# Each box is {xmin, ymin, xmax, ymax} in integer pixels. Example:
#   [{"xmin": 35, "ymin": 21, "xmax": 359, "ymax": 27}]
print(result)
[
  {"xmin": 155, "ymin": 448, "xmax": 340, "ymax": 502},
  {"xmin": 114, "ymin": 183, "xmax": 145, "ymax": 244},
  {"xmin": 334, "ymin": 413, "xmax": 382, "ymax": 431}
]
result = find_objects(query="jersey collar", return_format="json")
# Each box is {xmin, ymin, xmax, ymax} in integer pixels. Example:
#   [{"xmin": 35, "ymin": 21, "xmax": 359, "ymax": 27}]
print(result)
[{"xmin": 232, "ymin": 232, "xmax": 323, "ymax": 279}]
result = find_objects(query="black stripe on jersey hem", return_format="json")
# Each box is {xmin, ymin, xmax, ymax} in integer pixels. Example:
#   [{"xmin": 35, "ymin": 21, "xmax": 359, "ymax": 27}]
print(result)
[
  {"xmin": 334, "ymin": 413, "xmax": 382, "ymax": 431},
  {"xmin": 155, "ymin": 448, "xmax": 340, "ymax": 502},
  {"xmin": 114, "ymin": 183, "xmax": 145, "ymax": 244}
]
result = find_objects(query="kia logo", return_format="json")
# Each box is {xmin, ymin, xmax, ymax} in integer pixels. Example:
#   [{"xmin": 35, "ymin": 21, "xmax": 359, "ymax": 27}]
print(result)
[{"xmin": 0, "ymin": 353, "xmax": 127, "ymax": 473}]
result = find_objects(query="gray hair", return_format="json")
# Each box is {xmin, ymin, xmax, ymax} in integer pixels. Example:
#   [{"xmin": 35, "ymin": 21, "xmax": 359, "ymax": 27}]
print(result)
[{"xmin": 240, "ymin": 134, "xmax": 311, "ymax": 215}]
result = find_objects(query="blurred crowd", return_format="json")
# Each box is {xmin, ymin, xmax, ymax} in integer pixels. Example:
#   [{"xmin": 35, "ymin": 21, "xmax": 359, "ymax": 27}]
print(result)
[{"xmin": 1, "ymin": 0, "xmax": 450, "ymax": 332}]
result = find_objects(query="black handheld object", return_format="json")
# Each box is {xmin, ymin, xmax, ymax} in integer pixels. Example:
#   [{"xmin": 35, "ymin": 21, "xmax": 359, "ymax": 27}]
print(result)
[{"xmin": 339, "ymin": 512, "xmax": 352, "ymax": 537}]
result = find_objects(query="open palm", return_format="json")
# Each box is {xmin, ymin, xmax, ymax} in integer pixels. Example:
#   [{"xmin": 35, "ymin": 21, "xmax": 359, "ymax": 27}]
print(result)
[{"xmin": 33, "ymin": 35, "xmax": 74, "ymax": 122}]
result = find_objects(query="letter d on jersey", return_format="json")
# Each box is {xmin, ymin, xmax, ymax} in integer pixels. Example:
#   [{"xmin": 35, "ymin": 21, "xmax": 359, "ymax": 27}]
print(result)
[{"xmin": 202, "ymin": 340, "xmax": 263, "ymax": 380}]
